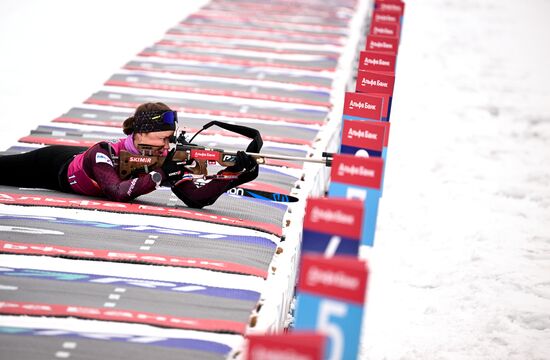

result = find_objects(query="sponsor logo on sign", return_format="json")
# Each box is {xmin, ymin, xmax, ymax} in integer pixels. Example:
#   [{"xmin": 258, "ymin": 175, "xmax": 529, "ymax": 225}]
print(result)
[
  {"xmin": 361, "ymin": 77, "xmax": 389, "ymax": 88},
  {"xmin": 306, "ymin": 266, "xmax": 360, "ymax": 291},
  {"xmin": 310, "ymin": 207, "xmax": 355, "ymax": 225},
  {"xmin": 369, "ymin": 40, "xmax": 393, "ymax": 49},
  {"xmin": 379, "ymin": 2, "xmax": 404, "ymax": 13},
  {"xmin": 371, "ymin": 25, "xmax": 396, "ymax": 36},
  {"xmin": 348, "ymin": 100, "xmax": 377, "ymax": 111},
  {"xmin": 337, "ymin": 163, "xmax": 376, "ymax": 178},
  {"xmin": 363, "ymin": 56, "xmax": 390, "ymax": 67},
  {"xmin": 347, "ymin": 127, "xmax": 378, "ymax": 141},
  {"xmin": 373, "ymin": 11, "xmax": 399, "ymax": 23}
]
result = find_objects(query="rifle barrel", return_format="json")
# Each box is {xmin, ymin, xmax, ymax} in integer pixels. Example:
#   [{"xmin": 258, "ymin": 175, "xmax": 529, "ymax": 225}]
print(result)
[{"xmin": 244, "ymin": 151, "xmax": 332, "ymax": 165}]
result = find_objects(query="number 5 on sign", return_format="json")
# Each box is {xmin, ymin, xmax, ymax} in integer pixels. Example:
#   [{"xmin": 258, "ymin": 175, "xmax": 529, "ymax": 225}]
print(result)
[
  {"xmin": 318, "ymin": 300, "xmax": 347, "ymax": 360},
  {"xmin": 293, "ymin": 255, "xmax": 369, "ymax": 360}
]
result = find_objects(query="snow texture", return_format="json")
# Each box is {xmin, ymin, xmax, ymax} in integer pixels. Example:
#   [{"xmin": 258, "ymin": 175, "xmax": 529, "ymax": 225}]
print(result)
[
  {"xmin": 1, "ymin": 0, "xmax": 549, "ymax": 359},
  {"xmin": 361, "ymin": 0, "xmax": 550, "ymax": 359}
]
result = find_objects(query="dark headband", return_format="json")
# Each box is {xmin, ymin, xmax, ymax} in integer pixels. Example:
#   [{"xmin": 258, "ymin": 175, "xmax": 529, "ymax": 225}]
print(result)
[{"xmin": 133, "ymin": 110, "xmax": 177, "ymax": 133}]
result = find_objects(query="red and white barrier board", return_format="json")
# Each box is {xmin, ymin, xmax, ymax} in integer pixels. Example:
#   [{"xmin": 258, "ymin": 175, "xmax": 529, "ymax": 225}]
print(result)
[
  {"xmin": 245, "ymin": 332, "xmax": 326, "ymax": 360},
  {"xmin": 302, "ymin": 197, "xmax": 364, "ymax": 256},
  {"xmin": 293, "ymin": 255, "xmax": 368, "ymax": 360}
]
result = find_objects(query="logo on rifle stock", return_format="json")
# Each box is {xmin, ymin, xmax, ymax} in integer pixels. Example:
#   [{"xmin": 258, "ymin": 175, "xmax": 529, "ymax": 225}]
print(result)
[
  {"xmin": 222, "ymin": 154, "xmax": 236, "ymax": 162},
  {"xmin": 129, "ymin": 157, "xmax": 153, "ymax": 164},
  {"xmin": 190, "ymin": 150, "xmax": 218, "ymax": 160}
]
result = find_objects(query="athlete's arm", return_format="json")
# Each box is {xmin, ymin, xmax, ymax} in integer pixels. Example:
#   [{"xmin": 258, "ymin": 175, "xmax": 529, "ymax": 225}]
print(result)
[
  {"xmin": 171, "ymin": 153, "xmax": 259, "ymax": 209},
  {"xmin": 84, "ymin": 143, "xmax": 159, "ymax": 202},
  {"xmin": 170, "ymin": 175, "xmax": 235, "ymax": 209}
]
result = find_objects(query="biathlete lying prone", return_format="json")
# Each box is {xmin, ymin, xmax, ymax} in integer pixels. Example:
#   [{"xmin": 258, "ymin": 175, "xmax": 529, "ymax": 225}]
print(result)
[{"xmin": 0, "ymin": 102, "xmax": 258, "ymax": 208}]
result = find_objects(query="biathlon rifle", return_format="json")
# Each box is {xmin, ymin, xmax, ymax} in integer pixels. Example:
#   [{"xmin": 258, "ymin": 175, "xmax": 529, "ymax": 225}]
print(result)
[{"xmin": 118, "ymin": 121, "xmax": 333, "ymax": 180}]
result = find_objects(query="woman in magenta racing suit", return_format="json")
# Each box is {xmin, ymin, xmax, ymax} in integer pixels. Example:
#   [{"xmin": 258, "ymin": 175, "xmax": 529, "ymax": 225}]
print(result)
[{"xmin": 0, "ymin": 102, "xmax": 258, "ymax": 208}]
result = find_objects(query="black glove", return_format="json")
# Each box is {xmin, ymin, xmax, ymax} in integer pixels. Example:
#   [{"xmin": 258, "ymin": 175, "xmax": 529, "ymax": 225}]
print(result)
[
  {"xmin": 161, "ymin": 149, "xmax": 185, "ymax": 184},
  {"xmin": 224, "ymin": 151, "xmax": 255, "ymax": 173},
  {"xmin": 236, "ymin": 152, "xmax": 259, "ymax": 184}
]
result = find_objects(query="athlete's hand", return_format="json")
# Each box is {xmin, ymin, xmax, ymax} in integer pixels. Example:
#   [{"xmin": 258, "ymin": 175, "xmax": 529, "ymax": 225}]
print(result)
[
  {"xmin": 237, "ymin": 152, "xmax": 259, "ymax": 183},
  {"xmin": 161, "ymin": 149, "xmax": 185, "ymax": 184},
  {"xmin": 225, "ymin": 151, "xmax": 256, "ymax": 173}
]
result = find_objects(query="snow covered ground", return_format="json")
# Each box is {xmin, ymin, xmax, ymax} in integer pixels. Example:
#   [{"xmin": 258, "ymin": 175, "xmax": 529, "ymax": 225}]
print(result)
[
  {"xmin": 1, "ymin": 0, "xmax": 549, "ymax": 359},
  {"xmin": 362, "ymin": 0, "xmax": 550, "ymax": 359}
]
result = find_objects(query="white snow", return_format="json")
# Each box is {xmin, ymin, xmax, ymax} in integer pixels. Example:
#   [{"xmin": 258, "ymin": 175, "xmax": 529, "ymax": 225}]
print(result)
[
  {"xmin": 361, "ymin": 0, "xmax": 550, "ymax": 359},
  {"xmin": 1, "ymin": 0, "xmax": 550, "ymax": 359}
]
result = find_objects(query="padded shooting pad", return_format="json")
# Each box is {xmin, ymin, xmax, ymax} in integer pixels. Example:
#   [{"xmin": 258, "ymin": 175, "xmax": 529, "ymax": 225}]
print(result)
[
  {"xmin": 105, "ymin": 73, "xmax": 331, "ymax": 107},
  {"xmin": 53, "ymin": 107, "xmax": 320, "ymax": 146},
  {"xmin": 85, "ymin": 91, "xmax": 328, "ymax": 125},
  {"xmin": 125, "ymin": 60, "xmax": 334, "ymax": 88},
  {"xmin": 0, "ymin": 186, "xmax": 286, "ymax": 237},
  {"xmin": 0, "ymin": 214, "xmax": 276, "ymax": 277}
]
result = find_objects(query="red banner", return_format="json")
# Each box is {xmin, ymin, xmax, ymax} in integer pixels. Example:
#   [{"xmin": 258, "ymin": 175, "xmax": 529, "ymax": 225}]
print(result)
[
  {"xmin": 358, "ymin": 51, "xmax": 396, "ymax": 73},
  {"xmin": 330, "ymin": 154, "xmax": 384, "ymax": 189},
  {"xmin": 343, "ymin": 92, "xmax": 383, "ymax": 120},
  {"xmin": 365, "ymin": 35, "xmax": 399, "ymax": 54},
  {"xmin": 356, "ymin": 71, "xmax": 395, "ymax": 96},
  {"xmin": 304, "ymin": 198, "xmax": 364, "ymax": 239},
  {"xmin": 341, "ymin": 120, "xmax": 386, "ymax": 151},
  {"xmin": 372, "ymin": 10, "xmax": 400, "ymax": 24},
  {"xmin": 246, "ymin": 333, "xmax": 326, "ymax": 360},
  {"xmin": 370, "ymin": 21, "xmax": 400, "ymax": 38},
  {"xmin": 298, "ymin": 255, "xmax": 368, "ymax": 305},
  {"xmin": 375, "ymin": 0, "xmax": 405, "ymax": 15}
]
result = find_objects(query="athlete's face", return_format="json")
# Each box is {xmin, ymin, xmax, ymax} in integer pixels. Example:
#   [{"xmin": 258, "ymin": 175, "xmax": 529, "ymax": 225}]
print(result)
[{"xmin": 134, "ymin": 130, "xmax": 173, "ymax": 155}]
